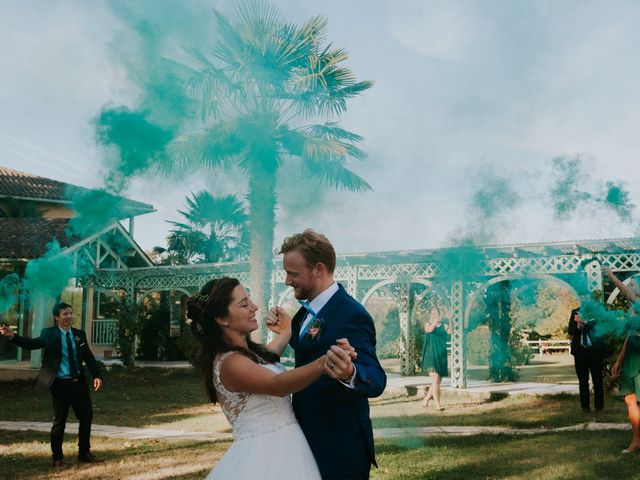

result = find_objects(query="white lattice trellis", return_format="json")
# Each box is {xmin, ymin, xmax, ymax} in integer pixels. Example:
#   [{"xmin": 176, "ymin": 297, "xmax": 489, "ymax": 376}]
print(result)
[{"xmin": 85, "ymin": 239, "xmax": 640, "ymax": 388}]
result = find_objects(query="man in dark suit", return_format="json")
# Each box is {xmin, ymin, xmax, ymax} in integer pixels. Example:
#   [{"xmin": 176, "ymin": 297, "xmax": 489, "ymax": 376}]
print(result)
[
  {"xmin": 273, "ymin": 229, "xmax": 387, "ymax": 480},
  {"xmin": 0, "ymin": 302, "xmax": 103, "ymax": 468},
  {"xmin": 568, "ymin": 307, "xmax": 604, "ymax": 412}
]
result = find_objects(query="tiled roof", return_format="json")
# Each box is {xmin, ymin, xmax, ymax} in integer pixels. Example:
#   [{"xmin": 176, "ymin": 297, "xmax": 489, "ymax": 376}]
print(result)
[
  {"xmin": 0, "ymin": 218, "xmax": 75, "ymax": 259},
  {"xmin": 0, "ymin": 166, "xmax": 154, "ymax": 216}
]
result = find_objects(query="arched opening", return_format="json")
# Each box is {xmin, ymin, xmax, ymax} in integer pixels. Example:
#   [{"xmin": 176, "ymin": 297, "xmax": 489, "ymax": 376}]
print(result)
[
  {"xmin": 464, "ymin": 275, "xmax": 580, "ymax": 382},
  {"xmin": 361, "ymin": 279, "xmax": 448, "ymax": 375},
  {"xmin": 137, "ymin": 288, "xmax": 192, "ymax": 361}
]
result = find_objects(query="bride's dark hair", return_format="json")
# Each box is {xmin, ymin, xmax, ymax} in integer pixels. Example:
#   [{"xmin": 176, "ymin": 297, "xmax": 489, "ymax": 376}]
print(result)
[{"xmin": 186, "ymin": 276, "xmax": 280, "ymax": 403}]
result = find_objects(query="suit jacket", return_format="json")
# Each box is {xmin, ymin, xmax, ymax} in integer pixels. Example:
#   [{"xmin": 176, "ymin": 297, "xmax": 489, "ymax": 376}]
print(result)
[
  {"xmin": 290, "ymin": 284, "xmax": 387, "ymax": 477},
  {"xmin": 10, "ymin": 326, "xmax": 102, "ymax": 393},
  {"xmin": 568, "ymin": 318, "xmax": 604, "ymax": 357}
]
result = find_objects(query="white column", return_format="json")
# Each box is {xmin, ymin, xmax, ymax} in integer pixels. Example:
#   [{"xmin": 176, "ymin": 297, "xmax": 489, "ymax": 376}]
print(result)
[{"xmin": 449, "ymin": 280, "xmax": 466, "ymax": 389}]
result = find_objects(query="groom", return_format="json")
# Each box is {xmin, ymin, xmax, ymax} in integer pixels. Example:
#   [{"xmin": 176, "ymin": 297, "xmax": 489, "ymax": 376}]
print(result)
[{"xmin": 276, "ymin": 229, "xmax": 387, "ymax": 480}]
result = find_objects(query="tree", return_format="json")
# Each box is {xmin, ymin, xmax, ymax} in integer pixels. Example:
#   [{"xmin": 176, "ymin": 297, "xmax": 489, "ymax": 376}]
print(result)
[
  {"xmin": 164, "ymin": 0, "xmax": 371, "ymax": 332},
  {"xmin": 154, "ymin": 191, "xmax": 249, "ymax": 265}
]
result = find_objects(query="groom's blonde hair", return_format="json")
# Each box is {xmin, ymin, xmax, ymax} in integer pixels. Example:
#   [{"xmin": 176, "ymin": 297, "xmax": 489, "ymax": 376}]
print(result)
[{"xmin": 277, "ymin": 229, "xmax": 336, "ymax": 274}]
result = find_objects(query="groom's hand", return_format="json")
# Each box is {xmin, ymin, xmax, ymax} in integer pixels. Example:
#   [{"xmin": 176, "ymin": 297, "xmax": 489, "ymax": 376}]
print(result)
[{"xmin": 324, "ymin": 345, "xmax": 355, "ymax": 381}]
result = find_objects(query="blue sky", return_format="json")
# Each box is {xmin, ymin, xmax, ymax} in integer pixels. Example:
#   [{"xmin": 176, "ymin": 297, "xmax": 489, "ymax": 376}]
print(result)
[{"xmin": 1, "ymin": 0, "xmax": 639, "ymax": 254}]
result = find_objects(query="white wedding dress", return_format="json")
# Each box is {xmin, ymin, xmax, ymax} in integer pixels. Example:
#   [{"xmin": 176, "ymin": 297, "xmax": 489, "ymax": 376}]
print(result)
[{"xmin": 206, "ymin": 352, "xmax": 322, "ymax": 479}]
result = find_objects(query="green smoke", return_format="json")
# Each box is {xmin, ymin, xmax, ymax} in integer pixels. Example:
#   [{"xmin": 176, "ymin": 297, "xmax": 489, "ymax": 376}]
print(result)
[
  {"xmin": 439, "ymin": 168, "xmax": 519, "ymax": 280},
  {"xmin": 107, "ymin": 1, "xmax": 207, "ymax": 123},
  {"xmin": 21, "ymin": 187, "xmax": 123, "ymax": 304},
  {"xmin": 66, "ymin": 187, "xmax": 128, "ymax": 237},
  {"xmin": 94, "ymin": 106, "xmax": 175, "ymax": 192},
  {"xmin": 578, "ymin": 298, "xmax": 628, "ymax": 337},
  {"xmin": 24, "ymin": 240, "xmax": 76, "ymax": 299},
  {"xmin": 601, "ymin": 181, "xmax": 635, "ymax": 222},
  {"xmin": 550, "ymin": 156, "xmax": 636, "ymax": 223},
  {"xmin": 550, "ymin": 156, "xmax": 592, "ymax": 219},
  {"xmin": 472, "ymin": 169, "xmax": 520, "ymax": 221}
]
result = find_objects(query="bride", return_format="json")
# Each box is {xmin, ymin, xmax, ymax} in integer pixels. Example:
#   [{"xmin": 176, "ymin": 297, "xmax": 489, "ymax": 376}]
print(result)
[{"xmin": 186, "ymin": 276, "xmax": 343, "ymax": 479}]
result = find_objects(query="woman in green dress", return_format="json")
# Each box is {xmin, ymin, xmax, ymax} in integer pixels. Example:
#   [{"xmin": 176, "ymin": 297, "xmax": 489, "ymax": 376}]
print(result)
[
  {"xmin": 421, "ymin": 306, "xmax": 451, "ymax": 410},
  {"xmin": 606, "ymin": 267, "xmax": 640, "ymax": 453}
]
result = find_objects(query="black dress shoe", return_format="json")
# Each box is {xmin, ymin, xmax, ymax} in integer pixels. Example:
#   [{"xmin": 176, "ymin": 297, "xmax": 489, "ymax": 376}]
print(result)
[
  {"xmin": 78, "ymin": 452, "xmax": 104, "ymax": 463},
  {"xmin": 52, "ymin": 459, "xmax": 70, "ymax": 468}
]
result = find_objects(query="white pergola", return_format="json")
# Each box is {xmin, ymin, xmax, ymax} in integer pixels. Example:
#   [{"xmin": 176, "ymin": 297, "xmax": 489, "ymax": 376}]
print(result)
[{"xmin": 86, "ymin": 237, "xmax": 640, "ymax": 388}]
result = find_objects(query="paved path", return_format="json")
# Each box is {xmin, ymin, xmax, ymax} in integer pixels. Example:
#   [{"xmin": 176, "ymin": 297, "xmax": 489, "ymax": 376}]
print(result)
[
  {"xmin": 0, "ymin": 421, "xmax": 231, "ymax": 442},
  {"xmin": 0, "ymin": 421, "xmax": 629, "ymax": 442}
]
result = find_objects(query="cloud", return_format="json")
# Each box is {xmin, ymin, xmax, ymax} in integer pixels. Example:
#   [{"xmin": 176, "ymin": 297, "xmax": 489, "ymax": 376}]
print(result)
[
  {"xmin": 1, "ymin": 0, "xmax": 639, "ymax": 255},
  {"xmin": 386, "ymin": 0, "xmax": 477, "ymax": 61}
]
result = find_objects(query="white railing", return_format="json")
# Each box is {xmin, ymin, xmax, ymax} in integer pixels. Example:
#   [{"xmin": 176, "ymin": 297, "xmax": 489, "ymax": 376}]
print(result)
[
  {"xmin": 92, "ymin": 319, "xmax": 117, "ymax": 346},
  {"xmin": 524, "ymin": 339, "xmax": 571, "ymax": 356}
]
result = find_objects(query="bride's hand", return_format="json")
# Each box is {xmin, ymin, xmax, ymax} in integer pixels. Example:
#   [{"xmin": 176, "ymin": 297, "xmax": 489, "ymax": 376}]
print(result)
[{"xmin": 266, "ymin": 306, "xmax": 292, "ymax": 335}]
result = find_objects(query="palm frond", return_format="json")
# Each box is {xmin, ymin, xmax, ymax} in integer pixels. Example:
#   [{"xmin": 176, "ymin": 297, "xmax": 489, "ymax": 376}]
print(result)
[
  {"xmin": 164, "ymin": 116, "xmax": 261, "ymax": 174},
  {"xmin": 289, "ymin": 44, "xmax": 373, "ymax": 118},
  {"xmin": 179, "ymin": 46, "xmax": 245, "ymax": 122},
  {"xmin": 305, "ymin": 122, "xmax": 364, "ymax": 143},
  {"xmin": 279, "ymin": 124, "xmax": 367, "ymax": 162},
  {"xmin": 213, "ymin": 10, "xmax": 250, "ymax": 72},
  {"xmin": 300, "ymin": 156, "xmax": 372, "ymax": 193},
  {"xmin": 213, "ymin": 0, "xmax": 332, "ymax": 97},
  {"xmin": 184, "ymin": 191, "xmax": 249, "ymax": 227}
]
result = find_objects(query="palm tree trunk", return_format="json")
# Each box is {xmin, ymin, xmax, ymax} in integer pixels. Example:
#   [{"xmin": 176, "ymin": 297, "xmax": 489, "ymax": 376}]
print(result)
[{"xmin": 247, "ymin": 163, "xmax": 277, "ymax": 342}]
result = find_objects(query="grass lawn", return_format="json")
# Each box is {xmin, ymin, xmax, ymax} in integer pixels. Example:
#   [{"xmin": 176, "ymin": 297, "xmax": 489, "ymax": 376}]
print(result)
[
  {"xmin": 0, "ymin": 430, "xmax": 226, "ymax": 480},
  {"xmin": 371, "ymin": 392, "xmax": 629, "ymax": 429},
  {"xmin": 372, "ymin": 432, "xmax": 640, "ymax": 480},
  {"xmin": 0, "ymin": 366, "xmax": 231, "ymax": 433},
  {"xmin": 1, "ymin": 360, "xmax": 628, "ymax": 431},
  {"xmin": 2, "ymin": 430, "xmax": 639, "ymax": 479},
  {"xmin": 1, "ymin": 363, "xmax": 637, "ymax": 479}
]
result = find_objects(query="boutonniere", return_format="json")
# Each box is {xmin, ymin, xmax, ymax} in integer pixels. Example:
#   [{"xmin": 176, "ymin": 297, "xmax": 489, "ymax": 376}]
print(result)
[
  {"xmin": 74, "ymin": 336, "xmax": 81, "ymax": 344},
  {"xmin": 305, "ymin": 317, "xmax": 325, "ymax": 341}
]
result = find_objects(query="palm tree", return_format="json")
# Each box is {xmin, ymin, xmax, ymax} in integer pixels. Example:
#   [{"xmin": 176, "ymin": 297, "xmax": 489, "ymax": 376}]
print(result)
[
  {"xmin": 161, "ymin": 191, "xmax": 249, "ymax": 264},
  {"xmin": 164, "ymin": 0, "xmax": 372, "ymax": 331}
]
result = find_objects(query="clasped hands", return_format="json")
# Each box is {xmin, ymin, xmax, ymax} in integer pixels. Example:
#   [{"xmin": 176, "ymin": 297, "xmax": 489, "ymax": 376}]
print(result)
[
  {"xmin": 266, "ymin": 307, "xmax": 357, "ymax": 381},
  {"xmin": 324, "ymin": 338, "xmax": 357, "ymax": 382}
]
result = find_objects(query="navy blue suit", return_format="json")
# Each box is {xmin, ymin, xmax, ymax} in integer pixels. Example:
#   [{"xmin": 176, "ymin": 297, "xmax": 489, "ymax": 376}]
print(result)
[{"xmin": 290, "ymin": 284, "xmax": 386, "ymax": 479}]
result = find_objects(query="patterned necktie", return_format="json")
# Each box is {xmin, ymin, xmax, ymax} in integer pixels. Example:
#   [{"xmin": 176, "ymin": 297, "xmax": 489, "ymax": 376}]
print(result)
[{"xmin": 66, "ymin": 332, "xmax": 79, "ymax": 378}]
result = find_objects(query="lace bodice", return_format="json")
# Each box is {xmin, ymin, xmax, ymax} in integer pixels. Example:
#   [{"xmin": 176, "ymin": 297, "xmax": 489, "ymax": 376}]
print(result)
[{"xmin": 213, "ymin": 352, "xmax": 298, "ymax": 440}]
